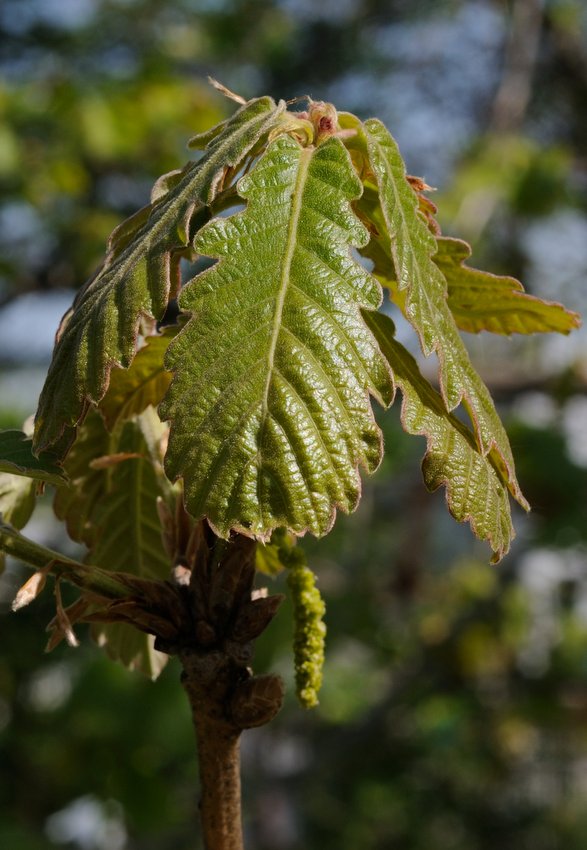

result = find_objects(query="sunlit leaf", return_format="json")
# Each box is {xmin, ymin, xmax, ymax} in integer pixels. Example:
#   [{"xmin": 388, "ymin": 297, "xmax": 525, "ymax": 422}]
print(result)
[
  {"xmin": 0, "ymin": 430, "xmax": 66, "ymax": 484},
  {"xmin": 362, "ymin": 119, "xmax": 528, "ymax": 511},
  {"xmin": 365, "ymin": 311, "xmax": 514, "ymax": 561},
  {"xmin": 161, "ymin": 134, "xmax": 393, "ymax": 539},
  {"xmin": 436, "ymin": 237, "xmax": 582, "ymax": 335},
  {"xmin": 34, "ymin": 96, "xmax": 286, "ymax": 456}
]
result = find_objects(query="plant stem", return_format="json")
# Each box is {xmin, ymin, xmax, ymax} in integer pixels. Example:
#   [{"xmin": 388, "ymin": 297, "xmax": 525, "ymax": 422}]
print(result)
[
  {"xmin": 180, "ymin": 648, "xmax": 245, "ymax": 850},
  {"xmin": 0, "ymin": 521, "xmax": 131, "ymax": 598},
  {"xmin": 193, "ymin": 715, "xmax": 243, "ymax": 850},
  {"xmin": 172, "ymin": 531, "xmax": 285, "ymax": 850},
  {"xmin": 4, "ymin": 516, "xmax": 284, "ymax": 849},
  {"xmin": 180, "ymin": 663, "xmax": 284, "ymax": 850}
]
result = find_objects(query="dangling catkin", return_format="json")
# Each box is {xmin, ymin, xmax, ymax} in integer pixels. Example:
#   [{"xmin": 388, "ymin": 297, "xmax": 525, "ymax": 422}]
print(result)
[{"xmin": 284, "ymin": 547, "xmax": 326, "ymax": 709}]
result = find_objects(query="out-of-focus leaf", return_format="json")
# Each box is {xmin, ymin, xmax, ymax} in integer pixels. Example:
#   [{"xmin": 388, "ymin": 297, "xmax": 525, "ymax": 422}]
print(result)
[
  {"xmin": 437, "ymin": 237, "xmax": 581, "ymax": 335},
  {"xmin": 99, "ymin": 327, "xmax": 177, "ymax": 431},
  {"xmin": 256, "ymin": 543, "xmax": 287, "ymax": 577},
  {"xmin": 88, "ymin": 413, "xmax": 170, "ymax": 581},
  {"xmin": 54, "ymin": 409, "xmax": 171, "ymax": 677},
  {"xmin": 161, "ymin": 134, "xmax": 393, "ymax": 539},
  {"xmin": 34, "ymin": 96, "xmax": 286, "ymax": 456},
  {"xmin": 53, "ymin": 413, "xmax": 112, "ymax": 546},
  {"xmin": 255, "ymin": 528, "xmax": 297, "ymax": 577},
  {"xmin": 362, "ymin": 119, "xmax": 528, "ymax": 512},
  {"xmin": 0, "ymin": 474, "xmax": 35, "ymax": 529},
  {"xmin": 93, "ymin": 622, "xmax": 169, "ymax": 680},
  {"xmin": 0, "ymin": 473, "xmax": 36, "ymax": 573},
  {"xmin": 0, "ymin": 430, "xmax": 66, "ymax": 484},
  {"xmin": 364, "ymin": 311, "xmax": 514, "ymax": 562}
]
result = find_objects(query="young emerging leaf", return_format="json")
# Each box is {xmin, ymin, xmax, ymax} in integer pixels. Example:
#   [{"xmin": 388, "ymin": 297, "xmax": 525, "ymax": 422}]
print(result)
[
  {"xmin": 85, "ymin": 415, "xmax": 170, "ymax": 580},
  {"xmin": 53, "ymin": 412, "xmax": 111, "ymax": 545},
  {"xmin": 54, "ymin": 409, "xmax": 171, "ymax": 676},
  {"xmin": 362, "ymin": 119, "xmax": 529, "ymax": 511},
  {"xmin": 436, "ymin": 237, "xmax": 582, "ymax": 336},
  {"xmin": 33, "ymin": 96, "xmax": 286, "ymax": 456},
  {"xmin": 161, "ymin": 134, "xmax": 393, "ymax": 540},
  {"xmin": 24, "ymin": 89, "xmax": 581, "ymax": 578},
  {"xmin": 365, "ymin": 312, "xmax": 513, "ymax": 561},
  {"xmin": 0, "ymin": 473, "xmax": 36, "ymax": 529}
]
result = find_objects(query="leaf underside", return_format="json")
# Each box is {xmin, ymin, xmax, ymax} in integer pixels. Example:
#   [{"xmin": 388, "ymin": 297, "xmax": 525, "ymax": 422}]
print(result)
[
  {"xmin": 0, "ymin": 430, "xmax": 66, "ymax": 484},
  {"xmin": 54, "ymin": 409, "xmax": 170, "ymax": 676},
  {"xmin": 437, "ymin": 237, "xmax": 582, "ymax": 336},
  {"xmin": 55, "ymin": 409, "xmax": 169, "ymax": 574},
  {"xmin": 365, "ymin": 311, "xmax": 513, "ymax": 561},
  {"xmin": 161, "ymin": 134, "xmax": 393, "ymax": 539},
  {"xmin": 363, "ymin": 119, "xmax": 528, "ymax": 511},
  {"xmin": 33, "ymin": 96, "xmax": 286, "ymax": 456}
]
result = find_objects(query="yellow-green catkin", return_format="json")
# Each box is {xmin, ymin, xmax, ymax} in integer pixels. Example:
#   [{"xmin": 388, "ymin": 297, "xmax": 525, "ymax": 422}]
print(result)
[{"xmin": 284, "ymin": 547, "xmax": 326, "ymax": 709}]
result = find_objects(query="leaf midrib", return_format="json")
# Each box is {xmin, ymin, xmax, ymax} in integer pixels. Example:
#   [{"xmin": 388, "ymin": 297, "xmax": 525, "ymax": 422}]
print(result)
[{"xmin": 259, "ymin": 145, "xmax": 312, "ymax": 430}]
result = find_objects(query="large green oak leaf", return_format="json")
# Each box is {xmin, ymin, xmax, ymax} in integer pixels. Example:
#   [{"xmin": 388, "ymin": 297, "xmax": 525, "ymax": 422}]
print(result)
[
  {"xmin": 365, "ymin": 311, "xmax": 514, "ymax": 561},
  {"xmin": 161, "ymin": 134, "xmax": 393, "ymax": 539},
  {"xmin": 362, "ymin": 119, "xmax": 528, "ymax": 511},
  {"xmin": 34, "ymin": 96, "xmax": 286, "ymax": 455}
]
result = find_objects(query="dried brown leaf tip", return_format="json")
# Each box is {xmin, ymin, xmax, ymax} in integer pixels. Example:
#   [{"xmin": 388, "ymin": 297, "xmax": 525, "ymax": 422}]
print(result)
[
  {"xmin": 207, "ymin": 76, "xmax": 246, "ymax": 105},
  {"xmin": 407, "ymin": 174, "xmax": 441, "ymax": 235},
  {"xmin": 46, "ymin": 581, "xmax": 83, "ymax": 651},
  {"xmin": 89, "ymin": 452, "xmax": 143, "ymax": 469}
]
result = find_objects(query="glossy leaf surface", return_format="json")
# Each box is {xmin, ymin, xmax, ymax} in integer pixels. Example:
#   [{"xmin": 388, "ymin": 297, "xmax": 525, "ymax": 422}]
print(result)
[
  {"xmin": 365, "ymin": 311, "xmax": 513, "ymax": 561},
  {"xmin": 162, "ymin": 134, "xmax": 393, "ymax": 539},
  {"xmin": 34, "ymin": 96, "xmax": 285, "ymax": 455}
]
